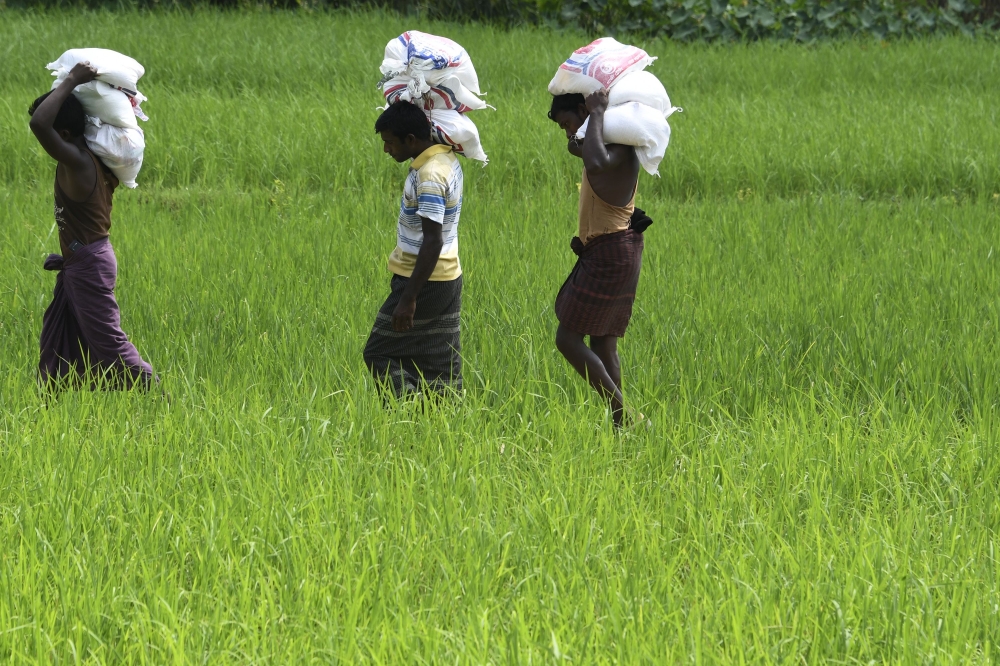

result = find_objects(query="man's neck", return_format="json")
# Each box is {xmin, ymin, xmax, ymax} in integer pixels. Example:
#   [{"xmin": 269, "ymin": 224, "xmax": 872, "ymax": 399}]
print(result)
[{"xmin": 411, "ymin": 140, "xmax": 437, "ymax": 159}]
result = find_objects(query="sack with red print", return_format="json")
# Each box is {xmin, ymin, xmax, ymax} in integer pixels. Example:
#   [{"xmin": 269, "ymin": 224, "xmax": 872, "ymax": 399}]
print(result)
[
  {"xmin": 552, "ymin": 40, "xmax": 681, "ymax": 176},
  {"xmin": 547, "ymin": 38, "xmax": 656, "ymax": 97},
  {"xmin": 425, "ymin": 109, "xmax": 487, "ymax": 164},
  {"xmin": 378, "ymin": 31, "xmax": 488, "ymax": 113},
  {"xmin": 377, "ymin": 32, "xmax": 491, "ymax": 163}
]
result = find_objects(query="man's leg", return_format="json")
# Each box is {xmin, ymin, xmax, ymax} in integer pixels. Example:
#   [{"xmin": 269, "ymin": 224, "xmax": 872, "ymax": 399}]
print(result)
[
  {"xmin": 364, "ymin": 277, "xmax": 413, "ymax": 398},
  {"xmin": 556, "ymin": 323, "xmax": 625, "ymax": 426},
  {"xmin": 63, "ymin": 249, "xmax": 153, "ymax": 389},
  {"xmin": 38, "ymin": 271, "xmax": 87, "ymax": 389},
  {"xmin": 589, "ymin": 335, "xmax": 621, "ymax": 393},
  {"xmin": 363, "ymin": 334, "xmax": 411, "ymax": 398}
]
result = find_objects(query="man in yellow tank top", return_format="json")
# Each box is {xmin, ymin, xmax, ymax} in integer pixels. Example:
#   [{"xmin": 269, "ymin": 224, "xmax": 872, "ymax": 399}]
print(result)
[{"xmin": 548, "ymin": 88, "xmax": 647, "ymax": 428}]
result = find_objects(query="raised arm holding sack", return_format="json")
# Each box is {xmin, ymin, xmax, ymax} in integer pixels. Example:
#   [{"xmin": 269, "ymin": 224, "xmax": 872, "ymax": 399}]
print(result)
[{"xmin": 48, "ymin": 48, "xmax": 149, "ymax": 188}]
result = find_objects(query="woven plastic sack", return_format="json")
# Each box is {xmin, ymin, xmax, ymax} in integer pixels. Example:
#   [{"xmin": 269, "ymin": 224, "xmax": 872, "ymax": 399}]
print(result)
[
  {"xmin": 548, "ymin": 38, "xmax": 656, "ymax": 96},
  {"xmin": 426, "ymin": 110, "xmax": 487, "ymax": 164},
  {"xmin": 84, "ymin": 119, "xmax": 145, "ymax": 188},
  {"xmin": 378, "ymin": 32, "xmax": 487, "ymax": 113},
  {"xmin": 574, "ymin": 102, "xmax": 671, "ymax": 176}
]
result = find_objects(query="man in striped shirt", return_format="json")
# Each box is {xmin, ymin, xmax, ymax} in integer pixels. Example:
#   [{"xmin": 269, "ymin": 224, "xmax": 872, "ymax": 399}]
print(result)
[{"xmin": 363, "ymin": 101, "xmax": 465, "ymax": 397}]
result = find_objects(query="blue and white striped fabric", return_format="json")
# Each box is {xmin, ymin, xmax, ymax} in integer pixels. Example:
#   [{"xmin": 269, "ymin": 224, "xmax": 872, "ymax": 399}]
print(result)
[{"xmin": 387, "ymin": 144, "xmax": 464, "ymax": 282}]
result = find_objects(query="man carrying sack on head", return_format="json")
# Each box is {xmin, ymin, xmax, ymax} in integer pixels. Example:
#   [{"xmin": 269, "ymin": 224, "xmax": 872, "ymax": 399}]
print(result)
[
  {"xmin": 548, "ymin": 88, "xmax": 652, "ymax": 428},
  {"xmin": 363, "ymin": 101, "xmax": 464, "ymax": 398},
  {"xmin": 29, "ymin": 62, "xmax": 155, "ymax": 390}
]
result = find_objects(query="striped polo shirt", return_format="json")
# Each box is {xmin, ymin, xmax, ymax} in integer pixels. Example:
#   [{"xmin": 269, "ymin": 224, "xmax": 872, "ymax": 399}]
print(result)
[{"xmin": 387, "ymin": 144, "xmax": 464, "ymax": 281}]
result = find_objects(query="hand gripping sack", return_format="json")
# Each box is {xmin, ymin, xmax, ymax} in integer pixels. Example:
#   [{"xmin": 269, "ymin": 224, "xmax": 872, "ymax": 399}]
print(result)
[
  {"xmin": 426, "ymin": 110, "xmax": 487, "ymax": 164},
  {"xmin": 575, "ymin": 103, "xmax": 671, "ymax": 176},
  {"xmin": 47, "ymin": 48, "xmax": 149, "ymax": 129},
  {"xmin": 378, "ymin": 32, "xmax": 487, "ymax": 112},
  {"xmin": 548, "ymin": 38, "xmax": 656, "ymax": 97},
  {"xmin": 84, "ymin": 120, "xmax": 145, "ymax": 189}
]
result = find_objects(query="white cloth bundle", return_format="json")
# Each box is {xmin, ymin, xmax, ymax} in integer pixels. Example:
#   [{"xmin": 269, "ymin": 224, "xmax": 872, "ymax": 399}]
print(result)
[
  {"xmin": 426, "ymin": 110, "xmax": 487, "ymax": 163},
  {"xmin": 379, "ymin": 31, "xmax": 487, "ymax": 112},
  {"xmin": 378, "ymin": 32, "xmax": 491, "ymax": 163},
  {"xmin": 84, "ymin": 122, "xmax": 145, "ymax": 189},
  {"xmin": 47, "ymin": 48, "xmax": 148, "ymax": 187}
]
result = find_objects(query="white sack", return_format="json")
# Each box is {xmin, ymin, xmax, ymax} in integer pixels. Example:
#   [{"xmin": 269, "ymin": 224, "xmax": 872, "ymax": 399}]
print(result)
[
  {"xmin": 548, "ymin": 38, "xmax": 656, "ymax": 97},
  {"xmin": 426, "ymin": 110, "xmax": 487, "ymax": 164},
  {"xmin": 47, "ymin": 48, "xmax": 144, "ymax": 91},
  {"xmin": 379, "ymin": 32, "xmax": 487, "ymax": 112},
  {"xmin": 48, "ymin": 49, "xmax": 148, "ymax": 128},
  {"xmin": 63, "ymin": 81, "xmax": 139, "ymax": 129},
  {"xmin": 382, "ymin": 74, "xmax": 485, "ymax": 113},
  {"xmin": 575, "ymin": 102, "xmax": 671, "ymax": 176},
  {"xmin": 84, "ymin": 120, "xmax": 145, "ymax": 188},
  {"xmin": 609, "ymin": 70, "xmax": 679, "ymax": 117}
]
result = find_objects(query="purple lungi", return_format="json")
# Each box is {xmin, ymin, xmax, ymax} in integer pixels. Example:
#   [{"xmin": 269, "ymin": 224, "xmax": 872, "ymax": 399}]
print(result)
[{"xmin": 38, "ymin": 238, "xmax": 154, "ymax": 390}]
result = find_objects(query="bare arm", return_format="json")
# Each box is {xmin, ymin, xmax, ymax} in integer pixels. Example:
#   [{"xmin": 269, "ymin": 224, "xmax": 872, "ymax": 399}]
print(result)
[
  {"xmin": 29, "ymin": 63, "xmax": 97, "ymax": 172},
  {"xmin": 581, "ymin": 88, "xmax": 632, "ymax": 174},
  {"xmin": 392, "ymin": 217, "xmax": 444, "ymax": 332},
  {"xmin": 567, "ymin": 137, "xmax": 583, "ymax": 158}
]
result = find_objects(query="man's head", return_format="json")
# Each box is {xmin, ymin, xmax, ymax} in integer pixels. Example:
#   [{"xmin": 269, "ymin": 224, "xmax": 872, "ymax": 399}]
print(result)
[
  {"xmin": 375, "ymin": 101, "xmax": 433, "ymax": 162},
  {"xmin": 28, "ymin": 91, "xmax": 86, "ymax": 140},
  {"xmin": 548, "ymin": 93, "xmax": 587, "ymax": 140}
]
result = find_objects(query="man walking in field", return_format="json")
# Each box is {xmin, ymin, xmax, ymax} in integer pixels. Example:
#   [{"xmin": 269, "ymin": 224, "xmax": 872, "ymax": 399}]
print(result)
[
  {"xmin": 29, "ymin": 62, "xmax": 155, "ymax": 390},
  {"xmin": 548, "ymin": 88, "xmax": 649, "ymax": 428},
  {"xmin": 363, "ymin": 101, "xmax": 464, "ymax": 397}
]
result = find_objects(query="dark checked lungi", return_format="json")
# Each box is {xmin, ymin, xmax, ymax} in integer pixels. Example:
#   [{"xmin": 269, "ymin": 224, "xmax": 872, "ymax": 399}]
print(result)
[
  {"xmin": 363, "ymin": 274, "xmax": 463, "ymax": 396},
  {"xmin": 38, "ymin": 238, "xmax": 154, "ymax": 390},
  {"xmin": 555, "ymin": 228, "xmax": 644, "ymax": 338}
]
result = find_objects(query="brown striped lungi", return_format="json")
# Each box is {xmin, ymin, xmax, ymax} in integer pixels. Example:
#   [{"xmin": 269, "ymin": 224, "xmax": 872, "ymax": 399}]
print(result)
[{"xmin": 554, "ymin": 229, "xmax": 644, "ymax": 338}]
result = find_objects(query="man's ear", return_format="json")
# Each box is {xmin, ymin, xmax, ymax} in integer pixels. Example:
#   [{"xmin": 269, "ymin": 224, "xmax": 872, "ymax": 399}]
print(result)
[
  {"xmin": 58, "ymin": 129, "xmax": 74, "ymax": 142},
  {"xmin": 578, "ymin": 104, "xmax": 588, "ymax": 118}
]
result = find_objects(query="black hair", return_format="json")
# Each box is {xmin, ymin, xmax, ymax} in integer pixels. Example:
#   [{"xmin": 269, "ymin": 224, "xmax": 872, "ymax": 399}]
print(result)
[
  {"xmin": 28, "ymin": 91, "xmax": 87, "ymax": 138},
  {"xmin": 374, "ymin": 101, "xmax": 431, "ymax": 141},
  {"xmin": 548, "ymin": 93, "xmax": 587, "ymax": 122}
]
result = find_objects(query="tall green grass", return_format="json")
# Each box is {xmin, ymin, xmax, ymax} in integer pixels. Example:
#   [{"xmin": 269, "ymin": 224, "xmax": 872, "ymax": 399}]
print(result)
[{"xmin": 1, "ymin": 9, "xmax": 999, "ymax": 663}]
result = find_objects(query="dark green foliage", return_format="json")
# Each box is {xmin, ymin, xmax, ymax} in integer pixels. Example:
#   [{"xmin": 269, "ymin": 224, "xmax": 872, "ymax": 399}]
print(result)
[
  {"xmin": 2, "ymin": 0, "xmax": 997, "ymax": 39},
  {"xmin": 556, "ymin": 0, "xmax": 1000, "ymax": 40}
]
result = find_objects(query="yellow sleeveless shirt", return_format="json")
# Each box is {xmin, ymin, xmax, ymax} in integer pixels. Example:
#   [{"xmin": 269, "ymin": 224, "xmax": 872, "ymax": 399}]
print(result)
[{"xmin": 578, "ymin": 168, "xmax": 636, "ymax": 245}]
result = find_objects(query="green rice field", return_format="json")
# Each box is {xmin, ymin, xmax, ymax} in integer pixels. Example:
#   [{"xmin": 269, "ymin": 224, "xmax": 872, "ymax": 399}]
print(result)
[{"xmin": 1, "ymin": 9, "xmax": 1000, "ymax": 662}]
